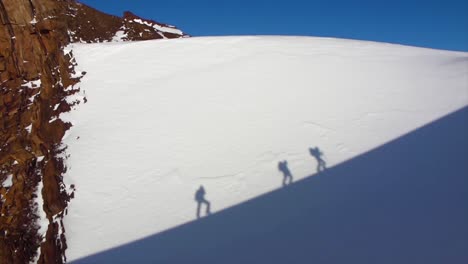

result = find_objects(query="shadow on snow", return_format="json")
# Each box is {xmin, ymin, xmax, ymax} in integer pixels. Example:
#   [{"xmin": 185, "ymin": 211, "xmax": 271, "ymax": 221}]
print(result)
[{"xmin": 72, "ymin": 107, "xmax": 468, "ymax": 264}]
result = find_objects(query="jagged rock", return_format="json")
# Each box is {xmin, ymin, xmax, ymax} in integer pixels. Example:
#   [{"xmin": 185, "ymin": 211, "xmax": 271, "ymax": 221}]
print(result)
[
  {"xmin": 0, "ymin": 0, "xmax": 188, "ymax": 263},
  {"xmin": 1, "ymin": 0, "xmax": 77, "ymax": 262},
  {"xmin": 121, "ymin": 11, "xmax": 187, "ymax": 41},
  {"xmin": 67, "ymin": 3, "xmax": 187, "ymax": 43}
]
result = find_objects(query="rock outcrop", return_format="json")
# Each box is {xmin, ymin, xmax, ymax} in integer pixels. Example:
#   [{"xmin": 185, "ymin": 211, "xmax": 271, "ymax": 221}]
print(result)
[
  {"xmin": 67, "ymin": 4, "xmax": 187, "ymax": 43},
  {"xmin": 0, "ymin": 1, "xmax": 187, "ymax": 263}
]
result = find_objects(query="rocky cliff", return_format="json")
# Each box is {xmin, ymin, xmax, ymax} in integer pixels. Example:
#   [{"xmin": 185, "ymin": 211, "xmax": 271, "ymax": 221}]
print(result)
[
  {"xmin": 67, "ymin": 3, "xmax": 187, "ymax": 43},
  {"xmin": 0, "ymin": 1, "xmax": 186, "ymax": 263}
]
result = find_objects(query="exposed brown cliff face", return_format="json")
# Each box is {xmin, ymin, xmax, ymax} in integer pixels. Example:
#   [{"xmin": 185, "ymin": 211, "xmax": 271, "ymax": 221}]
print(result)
[
  {"xmin": 1, "ymin": 0, "xmax": 79, "ymax": 262},
  {"xmin": 67, "ymin": 3, "xmax": 187, "ymax": 43},
  {"xmin": 0, "ymin": 1, "xmax": 187, "ymax": 263},
  {"xmin": 121, "ymin": 11, "xmax": 187, "ymax": 41}
]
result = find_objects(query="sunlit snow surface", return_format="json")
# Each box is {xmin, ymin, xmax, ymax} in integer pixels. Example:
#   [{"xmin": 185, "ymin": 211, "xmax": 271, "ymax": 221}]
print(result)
[{"xmin": 62, "ymin": 36, "xmax": 468, "ymax": 261}]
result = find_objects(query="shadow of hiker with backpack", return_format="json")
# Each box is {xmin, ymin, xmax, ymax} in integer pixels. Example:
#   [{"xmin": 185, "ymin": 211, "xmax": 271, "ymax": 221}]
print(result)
[
  {"xmin": 309, "ymin": 147, "xmax": 327, "ymax": 173},
  {"xmin": 195, "ymin": 185, "xmax": 211, "ymax": 219},
  {"xmin": 278, "ymin": 160, "xmax": 293, "ymax": 187}
]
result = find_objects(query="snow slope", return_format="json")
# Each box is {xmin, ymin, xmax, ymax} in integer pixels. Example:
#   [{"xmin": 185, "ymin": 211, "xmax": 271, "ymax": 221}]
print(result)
[{"xmin": 62, "ymin": 36, "xmax": 468, "ymax": 261}]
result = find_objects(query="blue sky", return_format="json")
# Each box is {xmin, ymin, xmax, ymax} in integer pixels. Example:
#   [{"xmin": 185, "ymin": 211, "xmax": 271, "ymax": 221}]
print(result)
[{"xmin": 79, "ymin": 0, "xmax": 468, "ymax": 51}]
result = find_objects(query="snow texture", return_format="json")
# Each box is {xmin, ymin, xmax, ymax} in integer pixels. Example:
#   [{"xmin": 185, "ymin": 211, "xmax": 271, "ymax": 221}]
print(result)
[
  {"xmin": 73, "ymin": 106, "xmax": 468, "ymax": 264},
  {"xmin": 62, "ymin": 36, "xmax": 468, "ymax": 261},
  {"xmin": 111, "ymin": 30, "xmax": 127, "ymax": 42},
  {"xmin": 22, "ymin": 79, "xmax": 41, "ymax": 89},
  {"xmin": 2, "ymin": 174, "xmax": 13, "ymax": 188},
  {"xmin": 32, "ymin": 180, "xmax": 48, "ymax": 264}
]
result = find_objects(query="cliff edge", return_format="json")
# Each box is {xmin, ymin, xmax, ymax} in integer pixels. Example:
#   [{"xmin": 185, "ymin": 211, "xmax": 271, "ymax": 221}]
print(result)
[{"xmin": 0, "ymin": 1, "xmax": 186, "ymax": 263}]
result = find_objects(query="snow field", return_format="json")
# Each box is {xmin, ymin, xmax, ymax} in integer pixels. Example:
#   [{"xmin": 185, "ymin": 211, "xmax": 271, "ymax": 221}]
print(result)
[{"xmin": 62, "ymin": 36, "xmax": 468, "ymax": 261}]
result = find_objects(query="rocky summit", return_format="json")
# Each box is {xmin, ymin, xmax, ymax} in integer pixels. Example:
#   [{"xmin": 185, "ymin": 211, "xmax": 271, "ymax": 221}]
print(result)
[{"xmin": 0, "ymin": 1, "xmax": 186, "ymax": 263}]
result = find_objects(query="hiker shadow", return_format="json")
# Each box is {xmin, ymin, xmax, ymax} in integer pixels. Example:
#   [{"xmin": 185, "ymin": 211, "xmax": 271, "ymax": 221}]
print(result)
[
  {"xmin": 309, "ymin": 147, "xmax": 326, "ymax": 173},
  {"xmin": 195, "ymin": 185, "xmax": 211, "ymax": 219},
  {"xmin": 278, "ymin": 160, "xmax": 293, "ymax": 187}
]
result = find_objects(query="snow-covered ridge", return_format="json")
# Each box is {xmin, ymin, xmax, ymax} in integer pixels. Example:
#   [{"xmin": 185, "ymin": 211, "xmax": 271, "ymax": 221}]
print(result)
[{"xmin": 63, "ymin": 36, "xmax": 468, "ymax": 261}]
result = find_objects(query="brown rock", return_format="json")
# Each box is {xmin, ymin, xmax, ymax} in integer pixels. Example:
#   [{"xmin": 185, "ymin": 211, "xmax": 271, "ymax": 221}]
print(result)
[{"xmin": 1, "ymin": 0, "xmax": 188, "ymax": 263}]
